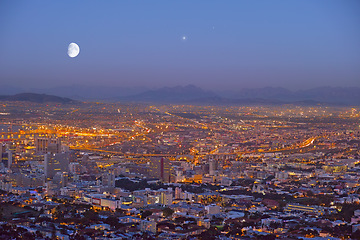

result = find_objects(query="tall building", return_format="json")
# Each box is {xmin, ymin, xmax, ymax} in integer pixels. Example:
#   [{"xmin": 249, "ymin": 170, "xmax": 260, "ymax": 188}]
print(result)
[
  {"xmin": 175, "ymin": 187, "xmax": 183, "ymax": 200},
  {"xmin": 149, "ymin": 157, "xmax": 170, "ymax": 183},
  {"xmin": 1, "ymin": 150, "xmax": 12, "ymax": 169},
  {"xmin": 69, "ymin": 162, "xmax": 85, "ymax": 175},
  {"xmin": 102, "ymin": 171, "xmax": 115, "ymax": 187},
  {"xmin": 53, "ymin": 171, "xmax": 69, "ymax": 188},
  {"xmin": 44, "ymin": 152, "xmax": 69, "ymax": 181},
  {"xmin": 36, "ymin": 137, "xmax": 61, "ymax": 154},
  {"xmin": 160, "ymin": 191, "xmax": 173, "ymax": 206},
  {"xmin": 209, "ymin": 159, "xmax": 217, "ymax": 176}
]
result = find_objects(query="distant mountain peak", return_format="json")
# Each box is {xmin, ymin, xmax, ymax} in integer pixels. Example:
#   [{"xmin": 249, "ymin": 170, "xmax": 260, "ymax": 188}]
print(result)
[
  {"xmin": 121, "ymin": 85, "xmax": 360, "ymax": 106},
  {"xmin": 121, "ymin": 85, "xmax": 217, "ymax": 103},
  {"xmin": 0, "ymin": 85, "xmax": 359, "ymax": 105}
]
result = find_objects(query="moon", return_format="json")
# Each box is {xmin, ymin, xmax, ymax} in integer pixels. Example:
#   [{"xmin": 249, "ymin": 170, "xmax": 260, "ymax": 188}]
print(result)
[{"xmin": 68, "ymin": 42, "xmax": 80, "ymax": 58}]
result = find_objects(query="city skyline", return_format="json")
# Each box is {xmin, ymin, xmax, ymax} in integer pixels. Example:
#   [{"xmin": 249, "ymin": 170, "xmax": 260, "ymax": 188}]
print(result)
[{"xmin": 1, "ymin": 1, "xmax": 360, "ymax": 91}]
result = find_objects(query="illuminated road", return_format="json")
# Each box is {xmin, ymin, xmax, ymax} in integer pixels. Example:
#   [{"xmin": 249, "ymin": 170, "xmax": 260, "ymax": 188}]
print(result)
[
  {"xmin": 69, "ymin": 146, "xmax": 176, "ymax": 157},
  {"xmin": 206, "ymin": 136, "xmax": 318, "ymax": 156}
]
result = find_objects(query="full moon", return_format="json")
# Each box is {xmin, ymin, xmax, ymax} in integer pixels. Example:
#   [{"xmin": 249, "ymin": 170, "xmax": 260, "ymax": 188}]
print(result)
[{"xmin": 67, "ymin": 42, "xmax": 80, "ymax": 58}]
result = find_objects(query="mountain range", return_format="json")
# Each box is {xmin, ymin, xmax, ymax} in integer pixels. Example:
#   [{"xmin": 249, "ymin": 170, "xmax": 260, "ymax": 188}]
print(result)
[
  {"xmin": 119, "ymin": 85, "xmax": 217, "ymax": 103},
  {"xmin": 0, "ymin": 85, "xmax": 360, "ymax": 106},
  {"xmin": 118, "ymin": 85, "xmax": 360, "ymax": 106},
  {"xmin": 221, "ymin": 86, "xmax": 360, "ymax": 105}
]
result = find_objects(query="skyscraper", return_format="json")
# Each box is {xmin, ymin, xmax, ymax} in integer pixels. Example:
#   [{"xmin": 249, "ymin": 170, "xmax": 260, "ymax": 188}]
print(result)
[
  {"xmin": 36, "ymin": 137, "xmax": 61, "ymax": 154},
  {"xmin": 175, "ymin": 187, "xmax": 183, "ymax": 200},
  {"xmin": 1, "ymin": 144, "xmax": 12, "ymax": 169},
  {"xmin": 102, "ymin": 171, "xmax": 115, "ymax": 188},
  {"xmin": 44, "ymin": 152, "xmax": 69, "ymax": 181},
  {"xmin": 160, "ymin": 191, "xmax": 173, "ymax": 206},
  {"xmin": 209, "ymin": 159, "xmax": 217, "ymax": 176},
  {"xmin": 53, "ymin": 171, "xmax": 69, "ymax": 188},
  {"xmin": 149, "ymin": 157, "xmax": 170, "ymax": 183}
]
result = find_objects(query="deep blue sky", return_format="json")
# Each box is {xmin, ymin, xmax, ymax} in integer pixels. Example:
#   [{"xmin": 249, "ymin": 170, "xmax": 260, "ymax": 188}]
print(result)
[{"xmin": 1, "ymin": 0, "xmax": 359, "ymax": 91}]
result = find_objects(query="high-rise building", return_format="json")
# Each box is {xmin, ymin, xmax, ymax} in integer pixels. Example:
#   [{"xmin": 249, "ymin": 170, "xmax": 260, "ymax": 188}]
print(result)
[
  {"xmin": 44, "ymin": 152, "xmax": 69, "ymax": 181},
  {"xmin": 149, "ymin": 157, "xmax": 170, "ymax": 182},
  {"xmin": 102, "ymin": 171, "xmax": 115, "ymax": 187},
  {"xmin": 175, "ymin": 187, "xmax": 183, "ymax": 200},
  {"xmin": 1, "ymin": 150, "xmax": 12, "ymax": 169},
  {"xmin": 36, "ymin": 137, "xmax": 61, "ymax": 154},
  {"xmin": 160, "ymin": 191, "xmax": 173, "ymax": 206},
  {"xmin": 69, "ymin": 162, "xmax": 85, "ymax": 175},
  {"xmin": 53, "ymin": 171, "xmax": 69, "ymax": 188},
  {"xmin": 209, "ymin": 159, "xmax": 217, "ymax": 176}
]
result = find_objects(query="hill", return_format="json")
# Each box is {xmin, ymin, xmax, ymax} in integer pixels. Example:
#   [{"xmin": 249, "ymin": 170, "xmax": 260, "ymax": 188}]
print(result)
[{"xmin": 0, "ymin": 93, "xmax": 76, "ymax": 104}]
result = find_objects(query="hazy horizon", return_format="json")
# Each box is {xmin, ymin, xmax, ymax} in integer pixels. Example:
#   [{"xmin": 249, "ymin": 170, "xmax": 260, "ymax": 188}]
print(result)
[
  {"xmin": 1, "ymin": 1, "xmax": 360, "ymax": 90},
  {"xmin": 2, "ymin": 83, "xmax": 360, "ymax": 94}
]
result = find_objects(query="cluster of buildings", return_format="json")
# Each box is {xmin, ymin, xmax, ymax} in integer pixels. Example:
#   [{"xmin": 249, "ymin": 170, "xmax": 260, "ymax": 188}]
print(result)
[
  {"xmin": 1, "ymin": 143, "xmax": 360, "ymax": 239},
  {"xmin": 0, "ymin": 103, "xmax": 359, "ymax": 239}
]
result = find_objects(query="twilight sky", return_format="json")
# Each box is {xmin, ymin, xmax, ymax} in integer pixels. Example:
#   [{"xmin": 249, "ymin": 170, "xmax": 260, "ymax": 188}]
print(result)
[{"xmin": 0, "ymin": 0, "xmax": 359, "ymax": 91}]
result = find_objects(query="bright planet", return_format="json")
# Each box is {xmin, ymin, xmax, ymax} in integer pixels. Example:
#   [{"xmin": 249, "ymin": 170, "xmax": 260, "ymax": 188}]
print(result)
[{"xmin": 67, "ymin": 42, "xmax": 80, "ymax": 58}]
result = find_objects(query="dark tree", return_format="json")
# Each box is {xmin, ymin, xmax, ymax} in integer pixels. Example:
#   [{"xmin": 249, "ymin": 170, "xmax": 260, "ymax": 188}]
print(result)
[
  {"xmin": 141, "ymin": 210, "xmax": 152, "ymax": 219},
  {"xmin": 162, "ymin": 207, "xmax": 174, "ymax": 218}
]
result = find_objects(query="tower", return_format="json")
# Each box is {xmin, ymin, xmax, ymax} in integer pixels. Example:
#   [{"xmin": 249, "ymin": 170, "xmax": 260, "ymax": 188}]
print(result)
[
  {"xmin": 209, "ymin": 159, "xmax": 217, "ymax": 176},
  {"xmin": 6, "ymin": 150, "xmax": 12, "ymax": 169},
  {"xmin": 44, "ymin": 152, "xmax": 70, "ymax": 181},
  {"xmin": 1, "ymin": 150, "xmax": 12, "ymax": 169},
  {"xmin": 36, "ymin": 137, "xmax": 61, "ymax": 154},
  {"xmin": 160, "ymin": 191, "xmax": 173, "ymax": 206},
  {"xmin": 53, "ymin": 171, "xmax": 69, "ymax": 188},
  {"xmin": 102, "ymin": 171, "xmax": 116, "ymax": 187},
  {"xmin": 175, "ymin": 187, "xmax": 183, "ymax": 200},
  {"xmin": 149, "ymin": 157, "xmax": 170, "ymax": 183}
]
